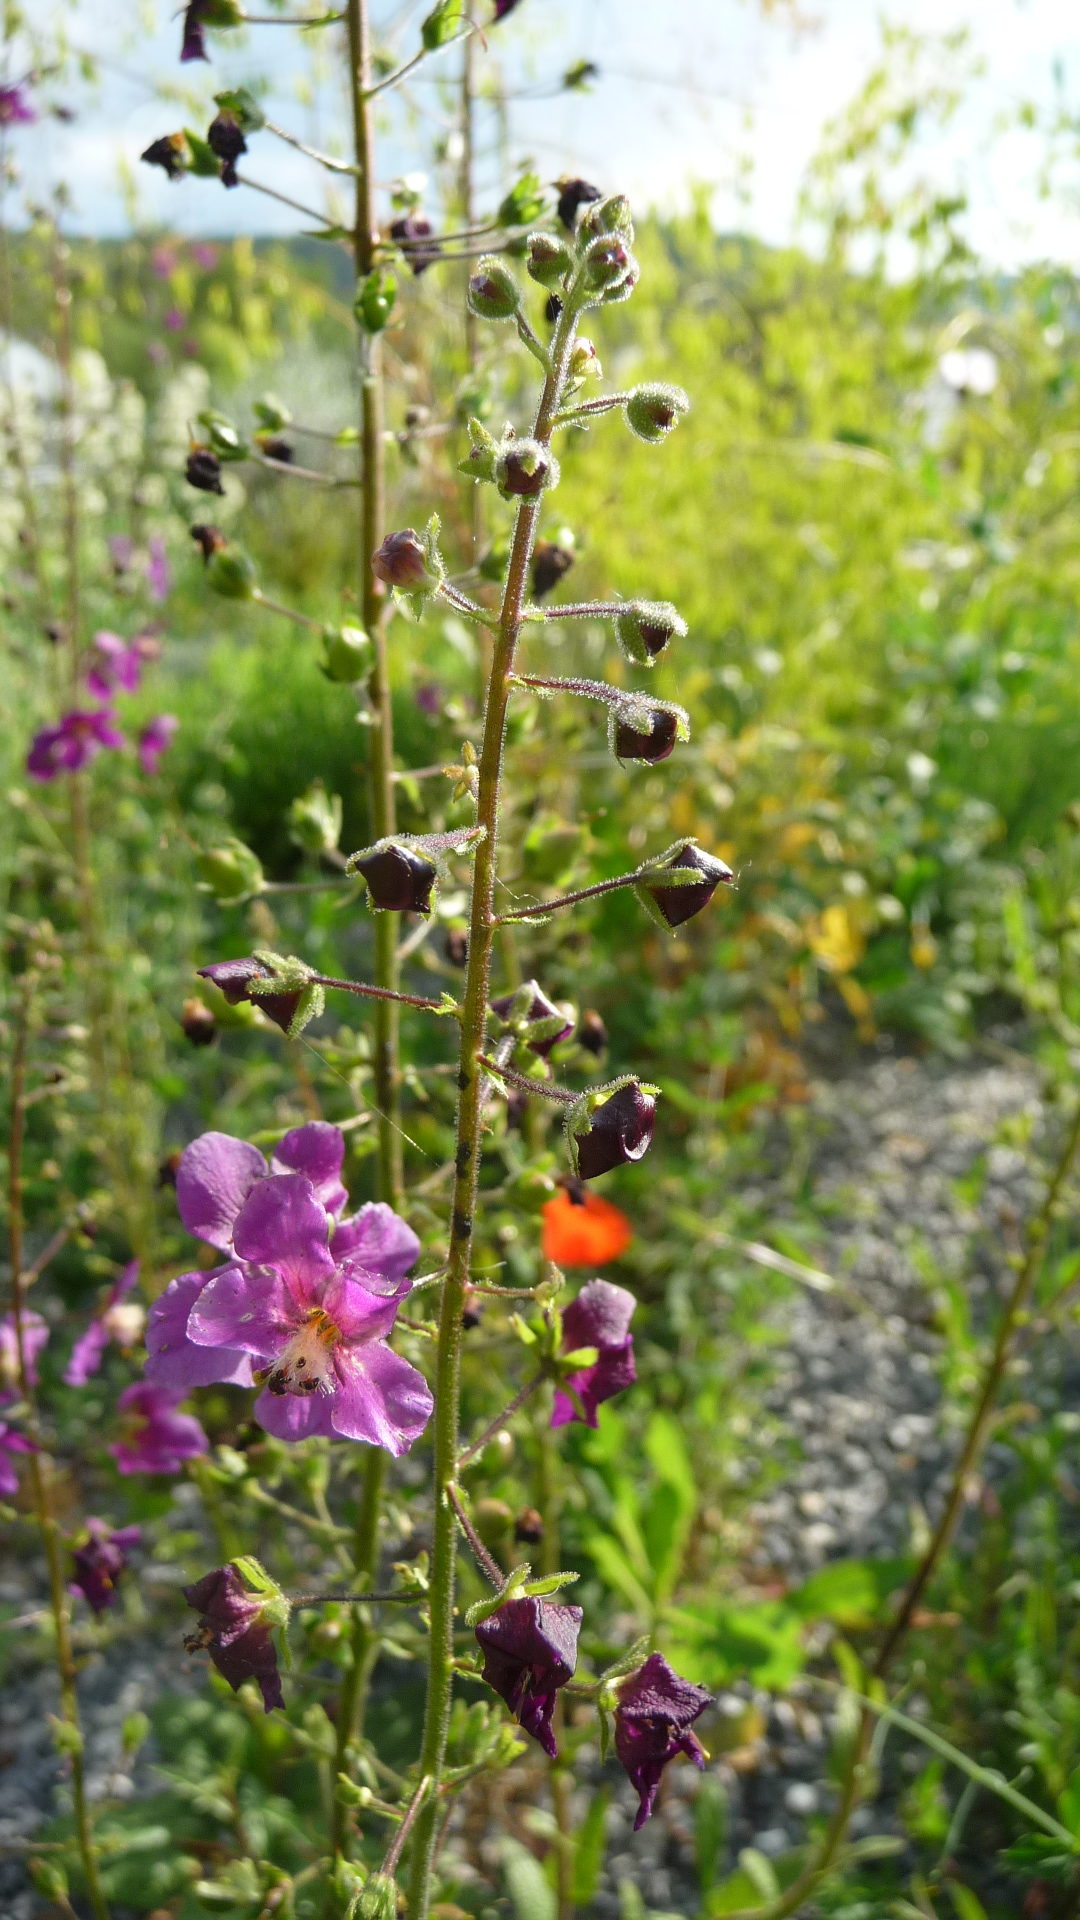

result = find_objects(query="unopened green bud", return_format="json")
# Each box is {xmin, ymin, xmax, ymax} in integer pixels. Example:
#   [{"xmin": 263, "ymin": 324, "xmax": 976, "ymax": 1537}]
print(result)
[
  {"xmin": 579, "ymin": 193, "xmax": 634, "ymax": 243},
  {"xmin": 625, "ymin": 382, "xmax": 690, "ymax": 444},
  {"xmin": 355, "ymin": 266, "xmax": 397, "ymax": 334},
  {"xmin": 253, "ymin": 392, "xmax": 292, "ymax": 431},
  {"xmin": 614, "ymin": 599, "xmax": 687, "ymax": 666},
  {"xmin": 196, "ymin": 837, "xmax": 265, "ymax": 903},
  {"xmin": 358, "ymin": 1872, "xmax": 398, "ymax": 1920},
  {"xmin": 467, "ymin": 257, "xmax": 521, "ymax": 321},
  {"xmin": 525, "ymin": 231, "xmax": 572, "ymax": 287},
  {"xmin": 421, "ymin": 0, "xmax": 464, "ymax": 50},
  {"xmin": 288, "ymin": 781, "xmax": 343, "ymax": 857},
  {"xmin": 581, "ymin": 233, "xmax": 636, "ymax": 294},
  {"xmin": 320, "ymin": 623, "xmax": 370, "ymax": 681},
  {"xmin": 206, "ymin": 545, "xmax": 257, "ymax": 600}
]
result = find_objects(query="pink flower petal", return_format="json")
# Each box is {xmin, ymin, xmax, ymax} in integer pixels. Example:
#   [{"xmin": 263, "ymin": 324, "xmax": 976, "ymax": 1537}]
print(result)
[
  {"xmin": 329, "ymin": 1343, "xmax": 433, "ymax": 1453},
  {"xmin": 231, "ymin": 1174, "xmax": 335, "ymax": 1300},
  {"xmin": 176, "ymin": 1132, "xmax": 267, "ymax": 1250}
]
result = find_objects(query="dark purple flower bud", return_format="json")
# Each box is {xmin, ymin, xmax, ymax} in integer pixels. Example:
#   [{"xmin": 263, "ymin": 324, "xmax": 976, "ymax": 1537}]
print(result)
[
  {"xmin": 552, "ymin": 1279, "xmax": 636, "ymax": 1428},
  {"xmin": 641, "ymin": 842, "xmax": 734, "ymax": 929},
  {"xmin": 556, "ymin": 176, "xmax": 602, "ymax": 232},
  {"xmin": 532, "ymin": 540, "xmax": 575, "ymax": 600},
  {"xmin": 495, "ymin": 438, "xmax": 558, "ymax": 500},
  {"xmin": 71, "ymin": 1519, "xmax": 140, "ymax": 1614},
  {"xmin": 185, "ymin": 447, "xmax": 224, "ymax": 495},
  {"xmin": 390, "ymin": 212, "xmax": 442, "ymax": 275},
  {"xmin": 196, "ymin": 957, "xmax": 307, "ymax": 1034},
  {"xmin": 207, "ymin": 111, "xmax": 246, "ymax": 188},
  {"xmin": 182, "ymin": 996, "xmax": 218, "ymax": 1046},
  {"xmin": 493, "ymin": 0, "xmax": 524, "ymax": 18},
  {"xmin": 514, "ymin": 1507, "xmax": 544, "ymax": 1544},
  {"xmin": 614, "ymin": 1653, "xmax": 711, "ymax": 1828},
  {"xmin": 258, "ymin": 436, "xmax": 294, "ymax": 463},
  {"xmin": 525, "ymin": 232, "xmax": 572, "ymax": 288},
  {"xmin": 183, "ymin": 1564, "xmax": 285, "ymax": 1712},
  {"xmin": 190, "ymin": 523, "xmax": 227, "ymax": 562},
  {"xmin": 475, "ymin": 1596, "xmax": 582, "ymax": 1757},
  {"xmin": 141, "ymin": 132, "xmax": 191, "ymax": 179},
  {"xmin": 350, "ymin": 843, "xmax": 438, "ymax": 914},
  {"xmin": 491, "ymin": 980, "xmax": 574, "ymax": 1058},
  {"xmin": 27, "ymin": 710, "xmax": 125, "ymax": 782},
  {"xmin": 614, "ymin": 706, "xmax": 681, "ymax": 764},
  {"xmin": 582, "ymin": 234, "xmax": 635, "ymax": 295},
  {"xmin": 467, "ymin": 258, "xmax": 521, "ymax": 321},
  {"xmin": 372, "ymin": 528, "xmax": 429, "ymax": 589},
  {"xmin": 614, "ymin": 600, "xmax": 687, "ymax": 666},
  {"xmin": 577, "ymin": 1008, "xmax": 607, "ymax": 1056},
  {"xmin": 572, "ymin": 1080, "xmax": 656, "ymax": 1181}
]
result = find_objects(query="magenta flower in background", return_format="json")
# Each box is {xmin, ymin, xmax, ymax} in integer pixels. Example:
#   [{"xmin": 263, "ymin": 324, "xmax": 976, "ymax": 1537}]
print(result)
[
  {"xmin": 147, "ymin": 536, "xmax": 172, "ymax": 601},
  {"xmin": 163, "ymin": 306, "xmax": 186, "ymax": 333},
  {"xmin": 108, "ymin": 534, "xmax": 136, "ymax": 573},
  {"xmin": 70, "ymin": 1519, "xmax": 141, "ymax": 1613},
  {"xmin": 551, "ymin": 1279, "xmax": 637, "ymax": 1429},
  {"xmin": 138, "ymin": 715, "xmax": 179, "ymax": 774},
  {"xmin": 474, "ymin": 1597, "xmax": 582, "ymax": 1757},
  {"xmin": 145, "ymin": 1124, "xmax": 420, "ymax": 1402},
  {"xmin": 109, "ymin": 1382, "xmax": 208, "ymax": 1474},
  {"xmin": 65, "ymin": 1261, "xmax": 143, "ymax": 1387},
  {"xmin": 27, "ymin": 709, "xmax": 125, "ymax": 781},
  {"xmin": 86, "ymin": 630, "xmax": 144, "ymax": 700},
  {"xmin": 0, "ymin": 82, "xmax": 35, "ymax": 125},
  {"xmin": 183, "ymin": 1564, "xmax": 284, "ymax": 1711},
  {"xmin": 192, "ymin": 241, "xmax": 219, "ymax": 271},
  {"xmin": 0, "ymin": 1421, "xmax": 35, "ymax": 1496},
  {"xmin": 181, "ymin": 1175, "xmax": 432, "ymax": 1451},
  {"xmin": 0, "ymin": 1309, "xmax": 49, "ymax": 1403},
  {"xmin": 151, "ymin": 243, "xmax": 178, "ymax": 279},
  {"xmin": 613, "ymin": 1653, "xmax": 712, "ymax": 1828}
]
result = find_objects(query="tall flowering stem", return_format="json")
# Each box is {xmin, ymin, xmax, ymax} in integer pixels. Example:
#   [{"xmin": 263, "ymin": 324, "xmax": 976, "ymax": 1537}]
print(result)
[
  {"xmin": 405, "ymin": 292, "xmax": 585, "ymax": 1919},
  {"xmin": 7, "ymin": 975, "xmax": 110, "ymax": 1920}
]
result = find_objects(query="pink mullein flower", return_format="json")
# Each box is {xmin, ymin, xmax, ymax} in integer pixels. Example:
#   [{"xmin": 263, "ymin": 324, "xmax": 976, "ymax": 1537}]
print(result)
[
  {"xmin": 0, "ymin": 1422, "xmax": 35, "ymax": 1496},
  {"xmin": 70, "ymin": 1519, "xmax": 141, "ymax": 1613},
  {"xmin": 0, "ymin": 1310, "xmax": 49, "ymax": 1403},
  {"xmin": 64, "ymin": 1261, "xmax": 144, "ymax": 1387},
  {"xmin": 137, "ymin": 715, "xmax": 179, "ymax": 774},
  {"xmin": 26, "ymin": 710, "xmax": 125, "ymax": 781},
  {"xmin": 550, "ymin": 1280, "xmax": 636, "ymax": 1429},
  {"xmin": 109, "ymin": 1382, "xmax": 208, "ymax": 1474},
  {"xmin": 86, "ymin": 630, "xmax": 145, "ymax": 700},
  {"xmin": 0, "ymin": 83, "xmax": 36, "ymax": 125}
]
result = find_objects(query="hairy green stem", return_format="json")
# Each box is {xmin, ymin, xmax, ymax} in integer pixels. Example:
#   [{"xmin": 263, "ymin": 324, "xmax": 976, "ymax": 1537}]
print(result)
[
  {"xmin": 721, "ymin": 1095, "xmax": 1080, "ymax": 1920},
  {"xmin": 404, "ymin": 293, "xmax": 585, "ymax": 1920},
  {"xmin": 8, "ymin": 979, "xmax": 110, "ymax": 1920}
]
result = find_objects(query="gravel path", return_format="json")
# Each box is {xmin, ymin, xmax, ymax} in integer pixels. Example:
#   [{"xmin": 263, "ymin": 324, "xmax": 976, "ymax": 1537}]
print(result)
[{"xmin": 0, "ymin": 1047, "xmax": 1050, "ymax": 1917}]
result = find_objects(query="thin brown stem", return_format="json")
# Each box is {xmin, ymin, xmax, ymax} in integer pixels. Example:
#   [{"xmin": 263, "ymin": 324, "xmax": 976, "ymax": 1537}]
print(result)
[
  {"xmin": 445, "ymin": 1484, "xmax": 503, "ymax": 1587},
  {"xmin": 457, "ymin": 1374, "xmax": 542, "ymax": 1467}
]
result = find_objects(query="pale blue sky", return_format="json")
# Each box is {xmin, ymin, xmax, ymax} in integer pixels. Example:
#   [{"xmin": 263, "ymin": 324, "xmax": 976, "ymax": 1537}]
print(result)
[{"xmin": 7, "ymin": 0, "xmax": 1080, "ymax": 265}]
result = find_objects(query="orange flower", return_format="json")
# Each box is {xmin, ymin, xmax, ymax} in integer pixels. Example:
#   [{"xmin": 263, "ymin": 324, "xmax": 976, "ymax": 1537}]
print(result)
[{"xmin": 541, "ymin": 1189, "xmax": 632, "ymax": 1267}]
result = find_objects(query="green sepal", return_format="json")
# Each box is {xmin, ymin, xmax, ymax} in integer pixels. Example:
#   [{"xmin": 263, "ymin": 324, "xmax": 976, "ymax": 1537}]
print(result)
[
  {"xmin": 520, "ymin": 1570, "xmax": 580, "ymax": 1599},
  {"xmin": 213, "ymin": 86, "xmax": 265, "ymax": 132},
  {"xmin": 464, "ymin": 1560, "xmax": 533, "ymax": 1627},
  {"xmin": 497, "ymin": 170, "xmax": 547, "ymax": 229},
  {"xmin": 182, "ymin": 128, "xmax": 222, "ymax": 177},
  {"xmin": 420, "ymin": 0, "xmax": 464, "ymax": 50}
]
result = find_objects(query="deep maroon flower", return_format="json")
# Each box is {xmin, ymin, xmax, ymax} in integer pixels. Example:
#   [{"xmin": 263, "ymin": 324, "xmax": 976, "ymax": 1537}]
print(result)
[
  {"xmin": 491, "ymin": 981, "xmax": 574, "ymax": 1059},
  {"xmin": 351, "ymin": 843, "xmax": 438, "ymax": 914},
  {"xmin": 185, "ymin": 448, "xmax": 224, "ymax": 494},
  {"xmin": 475, "ymin": 1597, "xmax": 582, "ymax": 1756},
  {"xmin": 27, "ymin": 709, "xmax": 125, "ymax": 781},
  {"xmin": 0, "ymin": 83, "xmax": 35, "ymax": 125},
  {"xmin": 65, "ymin": 1261, "xmax": 143, "ymax": 1388},
  {"xmin": 390, "ymin": 213, "xmax": 442, "ymax": 275},
  {"xmin": 614, "ymin": 707, "xmax": 681, "ymax": 764},
  {"xmin": 138, "ymin": 715, "xmax": 179, "ymax": 774},
  {"xmin": 142, "ymin": 133, "xmax": 191, "ymax": 180},
  {"xmin": 191, "ymin": 523, "xmax": 227, "ymax": 563},
  {"xmin": 71, "ymin": 1519, "xmax": 141, "ymax": 1614},
  {"xmin": 556, "ymin": 176, "xmax": 602, "ymax": 232},
  {"xmin": 183, "ymin": 1565, "xmax": 284, "ymax": 1711},
  {"xmin": 614, "ymin": 1653, "xmax": 711, "ymax": 1828},
  {"xmin": 372, "ymin": 528, "xmax": 429, "ymax": 589},
  {"xmin": 0, "ymin": 1310, "xmax": 48, "ymax": 1404},
  {"xmin": 573, "ymin": 1081, "xmax": 656, "ymax": 1181},
  {"xmin": 551, "ymin": 1279, "xmax": 636, "ymax": 1429},
  {"xmin": 196, "ymin": 957, "xmax": 309, "ymax": 1033},
  {"xmin": 181, "ymin": 0, "xmax": 210, "ymax": 60},
  {"xmin": 642, "ymin": 842, "xmax": 734, "ymax": 929},
  {"xmin": 86, "ymin": 630, "xmax": 144, "ymax": 700},
  {"xmin": 532, "ymin": 541, "xmax": 575, "ymax": 600},
  {"xmin": 110, "ymin": 1382, "xmax": 209, "ymax": 1475},
  {"xmin": 178, "ymin": 1176, "xmax": 432, "ymax": 1451},
  {"xmin": 207, "ymin": 111, "xmax": 247, "ymax": 187},
  {"xmin": 0, "ymin": 1422, "xmax": 35, "ymax": 1496}
]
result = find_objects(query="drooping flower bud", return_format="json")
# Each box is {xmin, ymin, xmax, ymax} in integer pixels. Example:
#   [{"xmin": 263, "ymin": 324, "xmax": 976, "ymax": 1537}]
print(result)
[
  {"xmin": 258, "ymin": 435, "xmax": 293, "ymax": 463},
  {"xmin": 614, "ymin": 600, "xmax": 687, "ymax": 666},
  {"xmin": 493, "ymin": 0, "xmax": 525, "ymax": 18},
  {"xmin": 611, "ymin": 696, "xmax": 689, "ymax": 765},
  {"xmin": 467, "ymin": 257, "xmax": 521, "ymax": 321},
  {"xmin": 494, "ymin": 438, "xmax": 559, "ymax": 500},
  {"xmin": 625, "ymin": 382, "xmax": 690, "ymax": 445},
  {"xmin": 475, "ymin": 1596, "xmax": 582, "ymax": 1756},
  {"xmin": 183, "ymin": 1562, "xmax": 286, "ymax": 1713},
  {"xmin": 532, "ymin": 539, "xmax": 575, "ymax": 600},
  {"xmin": 639, "ymin": 841, "xmax": 734, "ymax": 929},
  {"xmin": 181, "ymin": 997, "xmax": 218, "ymax": 1046},
  {"xmin": 71, "ymin": 1520, "xmax": 141, "ymax": 1614},
  {"xmin": 491, "ymin": 981, "xmax": 574, "ymax": 1058},
  {"xmin": 556, "ymin": 176, "xmax": 602, "ymax": 232},
  {"xmin": 180, "ymin": 0, "xmax": 242, "ymax": 62},
  {"xmin": 206, "ymin": 109, "xmax": 246, "ymax": 188},
  {"xmin": 525, "ymin": 231, "xmax": 572, "ymax": 288},
  {"xmin": 372, "ymin": 527, "xmax": 438, "ymax": 592},
  {"xmin": 190, "ymin": 522, "xmax": 227, "ymax": 563},
  {"xmin": 194, "ymin": 838, "xmax": 265, "ymax": 904},
  {"xmin": 350, "ymin": 842, "xmax": 439, "ymax": 914},
  {"xmin": 141, "ymin": 132, "xmax": 192, "ymax": 179},
  {"xmin": 390, "ymin": 212, "xmax": 442, "ymax": 275},
  {"xmin": 196, "ymin": 957, "xmax": 311, "ymax": 1034},
  {"xmin": 288, "ymin": 780, "xmax": 343, "ymax": 857},
  {"xmin": 569, "ymin": 1078, "xmax": 657, "ymax": 1181},
  {"xmin": 614, "ymin": 1653, "xmax": 711, "ymax": 1828},
  {"xmin": 185, "ymin": 447, "xmax": 224, "ymax": 495}
]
